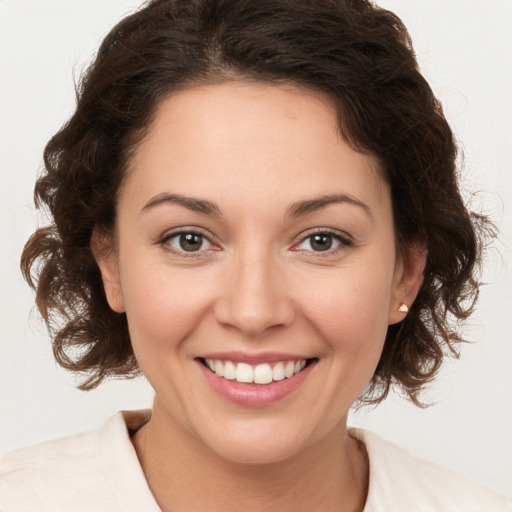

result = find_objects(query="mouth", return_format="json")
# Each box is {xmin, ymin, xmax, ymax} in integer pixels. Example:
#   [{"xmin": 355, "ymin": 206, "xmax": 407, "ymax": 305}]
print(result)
[{"xmin": 198, "ymin": 357, "xmax": 318, "ymax": 385}]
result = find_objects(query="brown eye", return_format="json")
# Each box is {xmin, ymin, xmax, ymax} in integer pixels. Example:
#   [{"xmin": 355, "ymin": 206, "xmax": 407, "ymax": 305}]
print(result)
[
  {"xmin": 310, "ymin": 234, "xmax": 333, "ymax": 251},
  {"xmin": 179, "ymin": 233, "xmax": 204, "ymax": 251},
  {"xmin": 295, "ymin": 231, "xmax": 351, "ymax": 254},
  {"xmin": 164, "ymin": 231, "xmax": 212, "ymax": 253}
]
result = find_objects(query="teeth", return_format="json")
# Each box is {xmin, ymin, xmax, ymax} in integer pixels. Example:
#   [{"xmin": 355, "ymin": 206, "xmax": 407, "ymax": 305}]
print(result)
[
  {"xmin": 223, "ymin": 360, "xmax": 236, "ymax": 380},
  {"xmin": 254, "ymin": 364, "xmax": 273, "ymax": 384},
  {"xmin": 235, "ymin": 362, "xmax": 253, "ymax": 383},
  {"xmin": 272, "ymin": 362, "xmax": 285, "ymax": 381},
  {"xmin": 204, "ymin": 358, "xmax": 308, "ymax": 385},
  {"xmin": 214, "ymin": 360, "xmax": 224, "ymax": 377},
  {"xmin": 284, "ymin": 361, "xmax": 295, "ymax": 378}
]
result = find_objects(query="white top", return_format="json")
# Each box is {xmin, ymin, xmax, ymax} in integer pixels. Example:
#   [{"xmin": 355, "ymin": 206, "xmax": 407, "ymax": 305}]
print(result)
[{"xmin": 1, "ymin": 410, "xmax": 510, "ymax": 511}]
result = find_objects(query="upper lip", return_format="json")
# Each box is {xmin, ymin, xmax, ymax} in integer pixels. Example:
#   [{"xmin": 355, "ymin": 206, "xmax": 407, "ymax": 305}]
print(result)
[{"xmin": 197, "ymin": 351, "xmax": 313, "ymax": 364}]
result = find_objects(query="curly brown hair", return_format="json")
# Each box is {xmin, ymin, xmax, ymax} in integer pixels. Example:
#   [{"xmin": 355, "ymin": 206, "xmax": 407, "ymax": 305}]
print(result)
[{"xmin": 21, "ymin": 0, "xmax": 490, "ymax": 405}]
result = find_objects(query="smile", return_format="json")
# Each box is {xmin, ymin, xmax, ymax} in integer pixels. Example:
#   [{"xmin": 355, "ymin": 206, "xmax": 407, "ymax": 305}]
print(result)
[
  {"xmin": 197, "ymin": 356, "xmax": 318, "ymax": 407},
  {"xmin": 203, "ymin": 358, "xmax": 309, "ymax": 385}
]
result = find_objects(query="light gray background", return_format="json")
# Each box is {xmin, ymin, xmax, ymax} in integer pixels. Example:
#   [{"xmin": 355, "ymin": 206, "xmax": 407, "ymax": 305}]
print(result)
[{"xmin": 1, "ymin": 0, "xmax": 511, "ymax": 500}]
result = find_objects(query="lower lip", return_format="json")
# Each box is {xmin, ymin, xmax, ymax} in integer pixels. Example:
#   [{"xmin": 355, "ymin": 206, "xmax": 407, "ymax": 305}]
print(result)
[{"xmin": 197, "ymin": 360, "xmax": 316, "ymax": 407}]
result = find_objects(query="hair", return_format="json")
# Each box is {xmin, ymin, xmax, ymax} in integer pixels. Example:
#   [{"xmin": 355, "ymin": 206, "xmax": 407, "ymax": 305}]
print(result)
[{"xmin": 21, "ymin": 0, "xmax": 491, "ymax": 405}]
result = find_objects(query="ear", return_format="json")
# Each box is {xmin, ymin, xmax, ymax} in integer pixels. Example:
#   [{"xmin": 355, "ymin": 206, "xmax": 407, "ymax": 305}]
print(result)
[
  {"xmin": 90, "ymin": 228, "xmax": 125, "ymax": 313},
  {"xmin": 388, "ymin": 243, "xmax": 427, "ymax": 325}
]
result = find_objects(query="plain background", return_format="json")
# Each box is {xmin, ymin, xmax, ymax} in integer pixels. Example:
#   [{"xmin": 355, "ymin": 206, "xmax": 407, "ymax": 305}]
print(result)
[{"xmin": 1, "ymin": 0, "xmax": 511, "ymax": 500}]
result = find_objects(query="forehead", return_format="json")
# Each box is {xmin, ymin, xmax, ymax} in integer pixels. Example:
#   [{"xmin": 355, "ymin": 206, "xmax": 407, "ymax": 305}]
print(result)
[{"xmin": 123, "ymin": 82, "xmax": 389, "ymax": 215}]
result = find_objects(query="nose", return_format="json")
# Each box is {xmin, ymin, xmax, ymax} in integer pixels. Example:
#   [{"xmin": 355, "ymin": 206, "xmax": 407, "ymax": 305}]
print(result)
[{"xmin": 213, "ymin": 247, "xmax": 295, "ymax": 337}]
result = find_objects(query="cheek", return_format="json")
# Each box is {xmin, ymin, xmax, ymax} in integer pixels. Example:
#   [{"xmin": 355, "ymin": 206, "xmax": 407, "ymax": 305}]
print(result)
[
  {"xmin": 119, "ymin": 262, "xmax": 215, "ymax": 356},
  {"xmin": 293, "ymin": 262, "xmax": 394, "ymax": 356}
]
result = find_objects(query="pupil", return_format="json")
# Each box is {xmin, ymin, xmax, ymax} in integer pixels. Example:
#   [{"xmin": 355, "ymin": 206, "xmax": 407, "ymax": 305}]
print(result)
[
  {"xmin": 311, "ymin": 234, "xmax": 332, "ymax": 251},
  {"xmin": 179, "ymin": 233, "xmax": 202, "ymax": 251}
]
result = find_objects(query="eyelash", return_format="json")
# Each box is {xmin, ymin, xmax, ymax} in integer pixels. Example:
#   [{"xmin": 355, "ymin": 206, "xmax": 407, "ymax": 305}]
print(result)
[
  {"xmin": 158, "ymin": 228, "xmax": 353, "ymax": 257},
  {"xmin": 159, "ymin": 228, "xmax": 218, "ymax": 257},
  {"xmin": 292, "ymin": 228, "xmax": 354, "ymax": 257}
]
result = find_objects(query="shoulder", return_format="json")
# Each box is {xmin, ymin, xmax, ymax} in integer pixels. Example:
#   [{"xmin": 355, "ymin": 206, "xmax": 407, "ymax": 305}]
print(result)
[
  {"xmin": 349, "ymin": 428, "xmax": 512, "ymax": 512},
  {"xmin": 0, "ymin": 422, "xmax": 108, "ymax": 511},
  {"xmin": 0, "ymin": 410, "xmax": 157, "ymax": 512}
]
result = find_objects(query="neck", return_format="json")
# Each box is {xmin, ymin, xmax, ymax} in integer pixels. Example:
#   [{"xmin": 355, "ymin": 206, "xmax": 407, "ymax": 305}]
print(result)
[{"xmin": 132, "ymin": 400, "xmax": 368, "ymax": 512}]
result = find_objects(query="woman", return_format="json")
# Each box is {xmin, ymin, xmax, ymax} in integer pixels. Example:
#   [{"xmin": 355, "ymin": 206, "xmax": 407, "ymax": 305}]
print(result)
[{"xmin": 1, "ymin": 0, "xmax": 510, "ymax": 510}]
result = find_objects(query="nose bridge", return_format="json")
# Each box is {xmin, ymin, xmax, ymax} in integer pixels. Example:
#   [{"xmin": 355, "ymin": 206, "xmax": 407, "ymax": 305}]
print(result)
[{"xmin": 214, "ymin": 242, "xmax": 294, "ymax": 336}]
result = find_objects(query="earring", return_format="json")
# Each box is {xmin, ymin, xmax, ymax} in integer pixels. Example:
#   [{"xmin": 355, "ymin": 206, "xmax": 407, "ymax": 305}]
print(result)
[{"xmin": 398, "ymin": 303, "xmax": 409, "ymax": 313}]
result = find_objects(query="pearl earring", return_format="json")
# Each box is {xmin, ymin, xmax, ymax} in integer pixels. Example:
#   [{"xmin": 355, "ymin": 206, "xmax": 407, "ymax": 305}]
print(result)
[{"xmin": 398, "ymin": 303, "xmax": 409, "ymax": 313}]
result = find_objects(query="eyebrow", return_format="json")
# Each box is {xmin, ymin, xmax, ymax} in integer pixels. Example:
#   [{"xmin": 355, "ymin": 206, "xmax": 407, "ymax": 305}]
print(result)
[
  {"xmin": 286, "ymin": 194, "xmax": 372, "ymax": 218},
  {"xmin": 141, "ymin": 192, "xmax": 371, "ymax": 218},
  {"xmin": 142, "ymin": 193, "xmax": 221, "ymax": 216}
]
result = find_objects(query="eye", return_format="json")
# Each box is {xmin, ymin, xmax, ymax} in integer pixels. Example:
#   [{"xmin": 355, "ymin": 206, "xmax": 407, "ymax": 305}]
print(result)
[
  {"xmin": 303, "ymin": 233, "xmax": 337, "ymax": 252},
  {"xmin": 294, "ymin": 230, "xmax": 352, "ymax": 253},
  {"xmin": 163, "ymin": 231, "xmax": 213, "ymax": 253}
]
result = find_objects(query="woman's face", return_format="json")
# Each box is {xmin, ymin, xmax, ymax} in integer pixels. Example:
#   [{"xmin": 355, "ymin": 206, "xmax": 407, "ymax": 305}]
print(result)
[{"xmin": 96, "ymin": 82, "xmax": 421, "ymax": 464}]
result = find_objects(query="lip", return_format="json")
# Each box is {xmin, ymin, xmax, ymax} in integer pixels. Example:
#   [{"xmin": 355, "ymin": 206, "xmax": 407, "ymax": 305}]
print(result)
[{"xmin": 196, "ymin": 357, "xmax": 317, "ymax": 407}]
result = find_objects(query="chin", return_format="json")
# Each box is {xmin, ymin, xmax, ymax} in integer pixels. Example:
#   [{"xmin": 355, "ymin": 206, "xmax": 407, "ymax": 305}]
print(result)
[
  {"xmin": 193, "ymin": 415, "xmax": 332, "ymax": 466},
  {"xmin": 208, "ymin": 433, "xmax": 306, "ymax": 466}
]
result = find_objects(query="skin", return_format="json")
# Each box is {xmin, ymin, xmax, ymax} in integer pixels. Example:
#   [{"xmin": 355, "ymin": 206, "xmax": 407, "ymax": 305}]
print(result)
[{"xmin": 93, "ymin": 82, "xmax": 426, "ymax": 512}]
